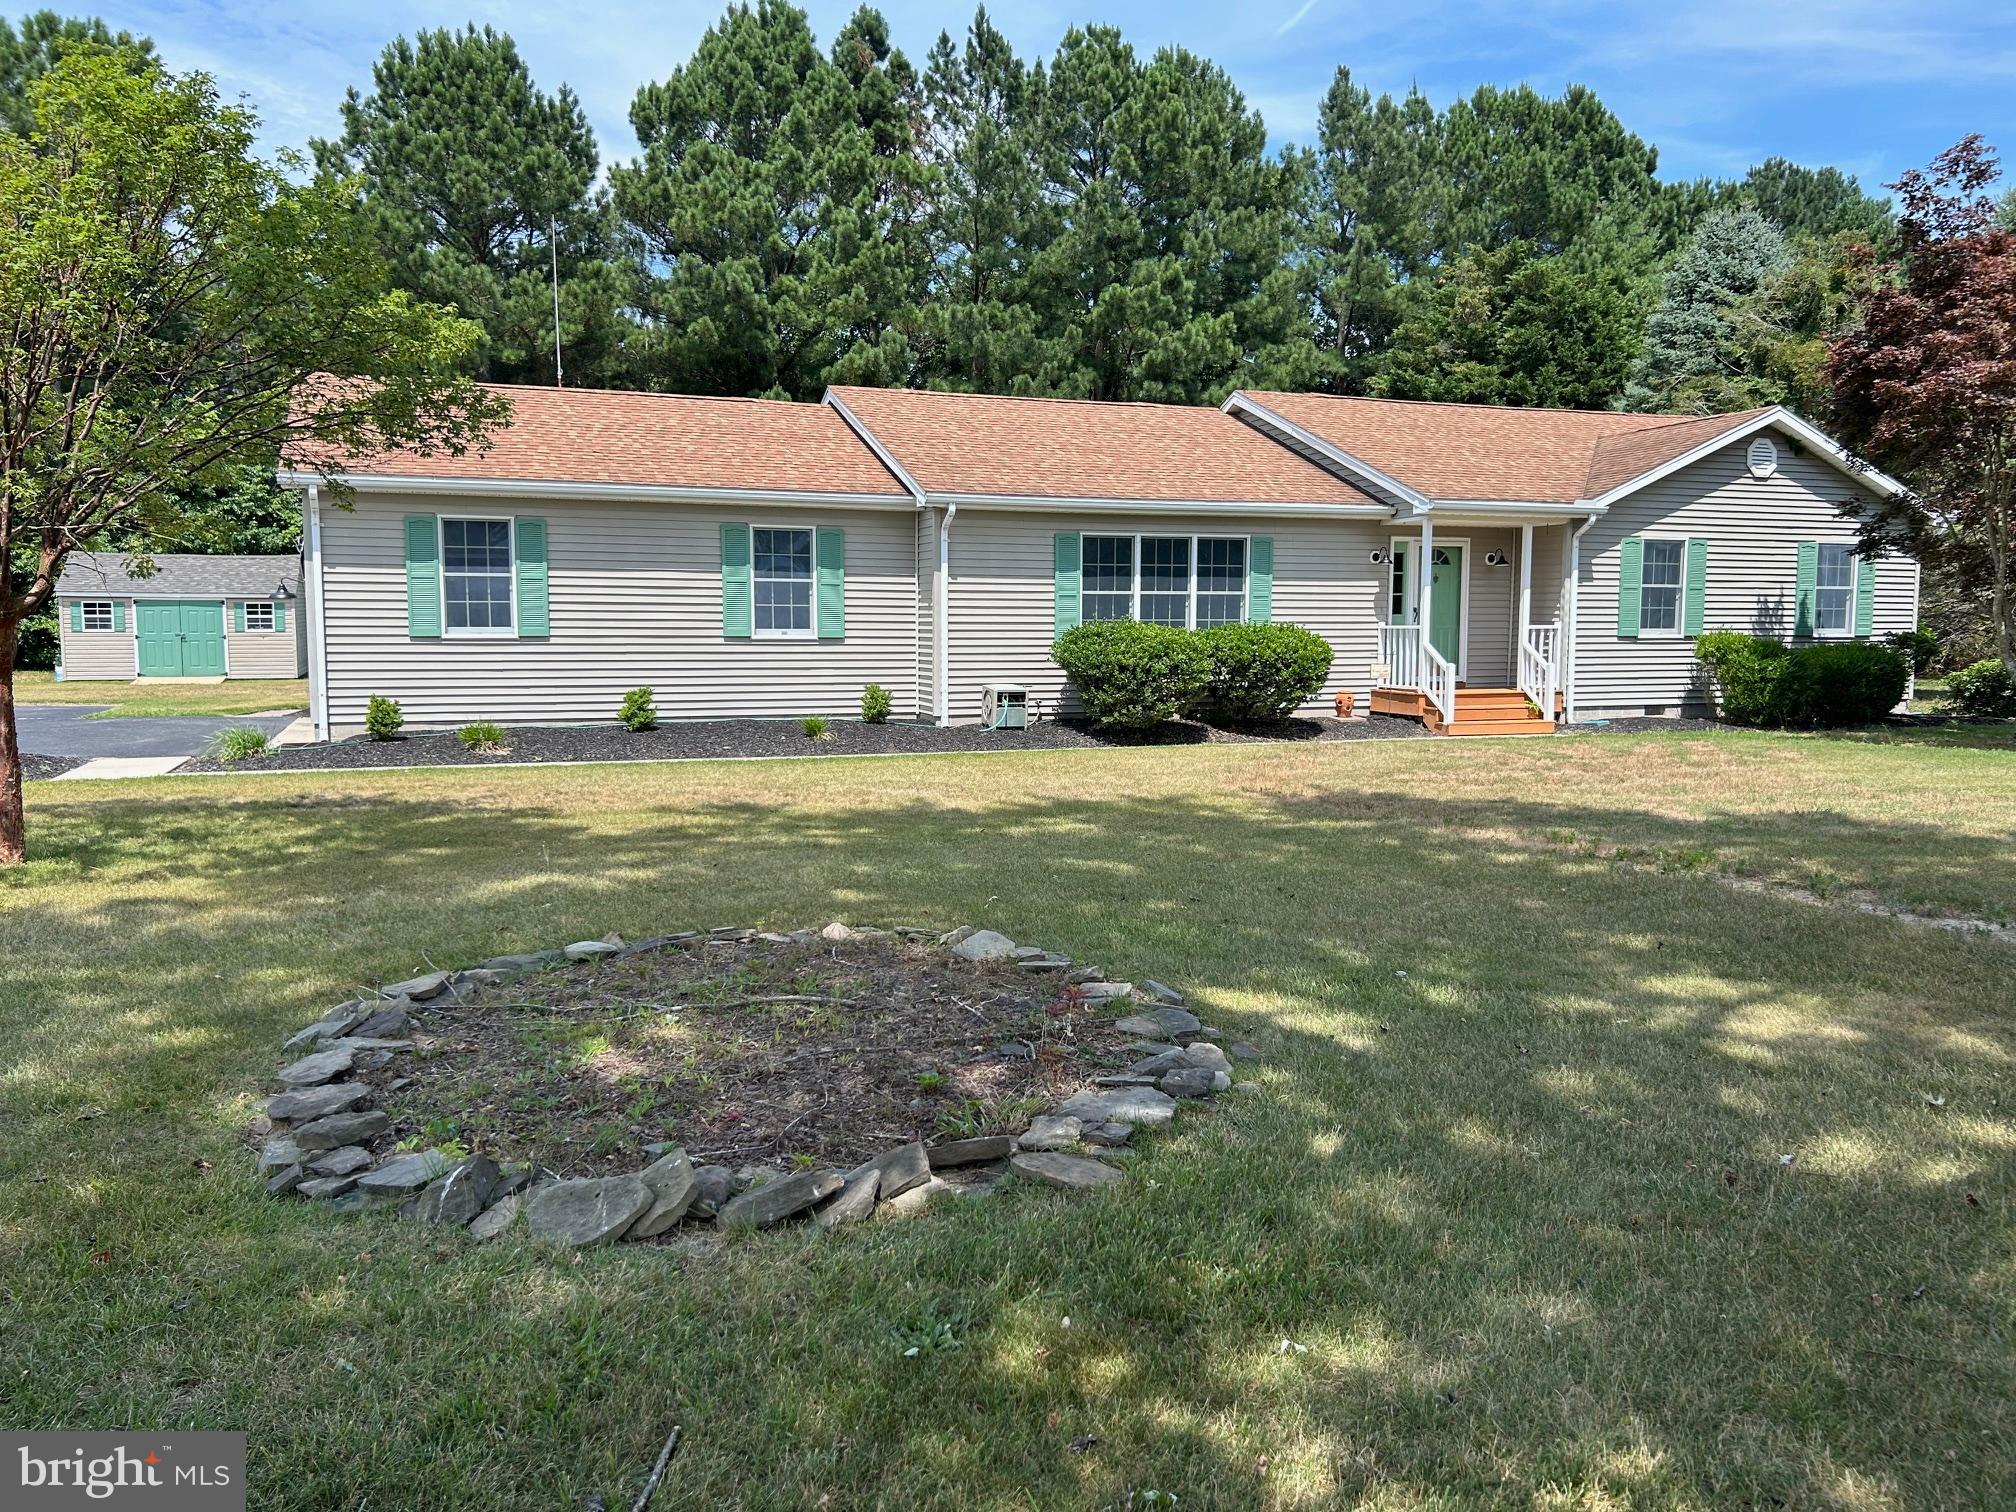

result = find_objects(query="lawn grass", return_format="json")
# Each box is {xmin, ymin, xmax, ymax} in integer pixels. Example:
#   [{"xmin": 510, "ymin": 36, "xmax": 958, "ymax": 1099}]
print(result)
[
  {"xmin": 12, "ymin": 669, "xmax": 308, "ymax": 716},
  {"xmin": 1, "ymin": 733, "xmax": 2011, "ymax": 1508}
]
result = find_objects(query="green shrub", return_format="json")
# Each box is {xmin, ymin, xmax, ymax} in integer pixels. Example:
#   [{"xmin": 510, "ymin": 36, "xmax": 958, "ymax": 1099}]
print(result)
[
  {"xmin": 860, "ymin": 682, "xmax": 892, "ymax": 724},
  {"xmin": 364, "ymin": 695, "xmax": 403, "ymax": 741},
  {"xmin": 458, "ymin": 721, "xmax": 508, "ymax": 752},
  {"xmin": 206, "ymin": 726, "xmax": 270, "ymax": 764},
  {"xmin": 1771, "ymin": 643, "xmax": 1909, "ymax": 726},
  {"xmin": 1052, "ymin": 619, "xmax": 1211, "ymax": 732},
  {"xmin": 13, "ymin": 610, "xmax": 58, "ymax": 670},
  {"xmin": 1195, "ymin": 622, "xmax": 1334, "ymax": 723},
  {"xmin": 1694, "ymin": 631, "xmax": 1789, "ymax": 725},
  {"xmin": 1882, "ymin": 627, "xmax": 1939, "ymax": 678},
  {"xmin": 799, "ymin": 715, "xmax": 831, "ymax": 740},
  {"xmin": 1943, "ymin": 658, "xmax": 2016, "ymax": 717},
  {"xmin": 619, "ymin": 687, "xmax": 657, "ymax": 732}
]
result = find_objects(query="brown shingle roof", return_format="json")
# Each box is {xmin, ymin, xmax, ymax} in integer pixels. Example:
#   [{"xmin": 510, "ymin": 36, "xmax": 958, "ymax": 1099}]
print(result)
[
  {"xmin": 331, "ymin": 384, "xmax": 911, "ymax": 498},
  {"xmin": 1238, "ymin": 392, "xmax": 1773, "ymax": 503},
  {"xmin": 829, "ymin": 386, "xmax": 1377, "ymax": 504}
]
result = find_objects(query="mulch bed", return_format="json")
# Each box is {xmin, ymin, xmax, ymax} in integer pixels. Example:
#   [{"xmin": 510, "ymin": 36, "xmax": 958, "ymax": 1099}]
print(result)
[
  {"xmin": 180, "ymin": 711, "xmax": 1429, "ymax": 773},
  {"xmin": 21, "ymin": 753, "xmax": 83, "ymax": 782},
  {"xmin": 374, "ymin": 932, "xmax": 1142, "ymax": 1176}
]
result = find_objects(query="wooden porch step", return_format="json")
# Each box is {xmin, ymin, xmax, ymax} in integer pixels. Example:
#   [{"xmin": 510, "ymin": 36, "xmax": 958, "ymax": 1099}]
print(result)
[{"xmin": 1428, "ymin": 715, "xmax": 1556, "ymax": 737}]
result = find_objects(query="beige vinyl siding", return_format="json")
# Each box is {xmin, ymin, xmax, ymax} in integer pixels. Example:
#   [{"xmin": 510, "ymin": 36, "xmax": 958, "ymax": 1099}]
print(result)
[
  {"xmin": 223, "ymin": 601, "xmax": 305, "ymax": 678},
  {"xmin": 945, "ymin": 509, "xmax": 1385, "ymax": 723},
  {"xmin": 317, "ymin": 492, "xmax": 919, "ymax": 732},
  {"xmin": 1528, "ymin": 524, "xmax": 1568, "ymax": 628},
  {"xmin": 56, "ymin": 600, "xmax": 134, "ymax": 679},
  {"xmin": 1391, "ymin": 525, "xmax": 1521, "ymax": 685},
  {"xmin": 1571, "ymin": 439, "xmax": 1919, "ymax": 717}
]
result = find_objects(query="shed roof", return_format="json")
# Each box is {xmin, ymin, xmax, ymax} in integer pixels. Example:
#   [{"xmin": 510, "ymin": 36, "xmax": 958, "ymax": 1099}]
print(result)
[{"xmin": 57, "ymin": 553, "xmax": 301, "ymax": 599}]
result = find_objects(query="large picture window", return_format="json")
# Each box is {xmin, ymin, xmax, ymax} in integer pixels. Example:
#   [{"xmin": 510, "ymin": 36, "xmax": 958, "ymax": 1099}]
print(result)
[
  {"xmin": 443, "ymin": 518, "xmax": 514, "ymax": 631},
  {"xmin": 1815, "ymin": 543, "xmax": 1854, "ymax": 634},
  {"xmin": 753, "ymin": 527, "xmax": 814, "ymax": 636},
  {"xmin": 1638, "ymin": 538, "xmax": 1684, "ymax": 634},
  {"xmin": 1079, "ymin": 534, "xmax": 1248, "ymax": 630}
]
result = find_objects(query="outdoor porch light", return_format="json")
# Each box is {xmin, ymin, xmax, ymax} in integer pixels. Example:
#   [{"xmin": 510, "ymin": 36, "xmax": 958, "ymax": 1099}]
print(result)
[
  {"xmin": 1368, "ymin": 548, "xmax": 1386, "ymax": 564},
  {"xmin": 272, "ymin": 581, "xmax": 296, "ymax": 600}
]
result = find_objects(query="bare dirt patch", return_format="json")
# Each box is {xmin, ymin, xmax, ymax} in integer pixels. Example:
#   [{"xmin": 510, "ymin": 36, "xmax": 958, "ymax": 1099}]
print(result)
[{"xmin": 377, "ymin": 932, "xmax": 1140, "ymax": 1175}]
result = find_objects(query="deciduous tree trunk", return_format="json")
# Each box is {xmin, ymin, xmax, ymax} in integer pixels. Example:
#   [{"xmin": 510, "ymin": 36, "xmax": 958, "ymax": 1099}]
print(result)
[{"xmin": 0, "ymin": 617, "xmax": 24, "ymax": 865}]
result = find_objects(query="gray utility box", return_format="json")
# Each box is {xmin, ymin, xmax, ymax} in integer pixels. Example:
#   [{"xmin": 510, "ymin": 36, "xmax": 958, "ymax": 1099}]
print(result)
[{"xmin": 980, "ymin": 683, "xmax": 1028, "ymax": 730}]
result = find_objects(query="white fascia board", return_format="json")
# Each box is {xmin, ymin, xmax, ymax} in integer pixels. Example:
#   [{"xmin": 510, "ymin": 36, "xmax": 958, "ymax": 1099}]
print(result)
[
  {"xmin": 820, "ymin": 389, "xmax": 928, "ymax": 505},
  {"xmin": 273, "ymin": 471, "xmax": 913, "ymax": 510},
  {"xmin": 1428, "ymin": 499, "xmax": 1590, "ymax": 517},
  {"xmin": 928, "ymin": 492, "xmax": 1390, "ymax": 519},
  {"xmin": 1576, "ymin": 408, "xmax": 1911, "ymax": 511},
  {"xmin": 1219, "ymin": 393, "xmax": 1422, "ymax": 513}
]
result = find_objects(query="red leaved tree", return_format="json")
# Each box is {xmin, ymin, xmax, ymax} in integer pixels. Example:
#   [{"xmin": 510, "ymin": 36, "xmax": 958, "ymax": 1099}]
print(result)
[{"xmin": 1829, "ymin": 136, "xmax": 2016, "ymax": 674}]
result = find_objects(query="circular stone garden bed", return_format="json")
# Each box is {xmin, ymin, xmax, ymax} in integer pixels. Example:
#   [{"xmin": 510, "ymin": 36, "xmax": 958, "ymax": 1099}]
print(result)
[{"xmin": 254, "ymin": 924, "xmax": 1257, "ymax": 1246}]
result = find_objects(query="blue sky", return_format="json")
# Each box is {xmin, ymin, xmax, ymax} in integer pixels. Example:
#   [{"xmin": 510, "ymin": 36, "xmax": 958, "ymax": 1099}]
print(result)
[{"xmin": 118, "ymin": 1, "xmax": 2014, "ymax": 191}]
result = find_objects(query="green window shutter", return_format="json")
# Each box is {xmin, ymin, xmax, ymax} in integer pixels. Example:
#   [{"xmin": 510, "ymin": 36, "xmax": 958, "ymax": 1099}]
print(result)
[
  {"xmin": 720, "ymin": 523, "xmax": 752, "ymax": 639},
  {"xmin": 1616, "ymin": 537, "xmax": 1644, "ymax": 638},
  {"xmin": 274, "ymin": 602, "xmax": 287, "ymax": 632},
  {"xmin": 1854, "ymin": 553, "xmax": 1876, "ymax": 636},
  {"xmin": 111, "ymin": 601, "xmax": 126, "ymax": 634},
  {"xmin": 233, "ymin": 601, "xmax": 247, "ymax": 633},
  {"xmin": 1794, "ymin": 541, "xmax": 1818, "ymax": 638},
  {"xmin": 404, "ymin": 514, "xmax": 441, "ymax": 637},
  {"xmin": 815, "ymin": 527, "xmax": 845, "ymax": 640},
  {"xmin": 1053, "ymin": 533, "xmax": 1081, "ymax": 637},
  {"xmin": 515, "ymin": 518, "xmax": 550, "ymax": 637},
  {"xmin": 69, "ymin": 601, "xmax": 82, "ymax": 633},
  {"xmin": 1248, "ymin": 537, "xmax": 1274, "ymax": 624},
  {"xmin": 1683, "ymin": 539, "xmax": 1709, "ymax": 637}
]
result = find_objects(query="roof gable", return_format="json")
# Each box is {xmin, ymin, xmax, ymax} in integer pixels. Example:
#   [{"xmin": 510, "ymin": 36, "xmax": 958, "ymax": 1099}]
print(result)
[{"xmin": 57, "ymin": 553, "xmax": 301, "ymax": 598}]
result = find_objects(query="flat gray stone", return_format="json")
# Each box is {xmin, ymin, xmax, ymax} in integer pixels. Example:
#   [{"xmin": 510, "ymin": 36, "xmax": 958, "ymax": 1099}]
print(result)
[
  {"xmin": 818, "ymin": 921, "xmax": 854, "ymax": 940},
  {"xmin": 846, "ymin": 1141, "xmax": 930, "ymax": 1200},
  {"xmin": 1160, "ymin": 1067, "xmax": 1216, "ymax": 1098},
  {"xmin": 349, "ymin": 1005, "xmax": 411, "ymax": 1039},
  {"xmin": 323, "ymin": 1036, "xmax": 412, "ymax": 1053},
  {"xmin": 297, "ymin": 1174, "xmax": 358, "ymax": 1199},
  {"xmin": 1127, "ymin": 1049, "xmax": 1192, "ymax": 1077},
  {"xmin": 1093, "ymin": 1074, "xmax": 1158, "ymax": 1087},
  {"xmin": 403, "ymin": 1156, "xmax": 504, "ymax": 1225},
  {"xmin": 688, "ymin": 1165, "xmax": 733, "ymax": 1220},
  {"xmin": 266, "ymin": 1081, "xmax": 372, "ymax": 1123},
  {"xmin": 1016, "ymin": 955, "xmax": 1073, "ymax": 972},
  {"xmin": 292, "ymin": 1109, "xmax": 389, "ymax": 1151},
  {"xmin": 354, "ymin": 1147, "xmax": 451, "ymax": 1194},
  {"xmin": 1059, "ymin": 1086, "xmax": 1178, "ymax": 1127},
  {"xmin": 717, "ymin": 1169, "xmax": 844, "ymax": 1230},
  {"xmin": 382, "ymin": 971, "xmax": 453, "ymax": 1001},
  {"xmin": 1230, "ymin": 1042, "xmax": 1260, "ymax": 1060},
  {"xmin": 526, "ymin": 1174, "xmax": 655, "ymax": 1245},
  {"xmin": 938, "ymin": 924, "xmax": 976, "ymax": 946},
  {"xmin": 1141, "ymin": 980, "xmax": 1186, "ymax": 1006},
  {"xmin": 1175, "ymin": 1026, "xmax": 1221, "ymax": 1043},
  {"xmin": 951, "ymin": 928, "xmax": 1018, "ymax": 962},
  {"xmin": 1178, "ymin": 1041, "xmax": 1231, "ymax": 1073},
  {"xmin": 1076, "ymin": 980, "xmax": 1135, "ymax": 1002},
  {"xmin": 477, "ymin": 952, "xmax": 560, "ymax": 973},
  {"xmin": 926, "ymin": 1136, "xmax": 1014, "ymax": 1168},
  {"xmin": 265, "ymin": 1163, "xmax": 303, "ymax": 1196},
  {"xmin": 274, "ymin": 1046, "xmax": 354, "ymax": 1088},
  {"xmin": 1082, "ymin": 1122, "xmax": 1133, "ymax": 1147},
  {"xmin": 283, "ymin": 1003, "xmax": 368, "ymax": 1050},
  {"xmin": 1016, "ymin": 1115, "xmax": 1082, "ymax": 1151},
  {"xmin": 308, "ymin": 1146, "xmax": 374, "ymax": 1177},
  {"xmin": 1114, "ymin": 1006, "xmax": 1201, "ymax": 1037},
  {"xmin": 625, "ymin": 1148, "xmax": 700, "ymax": 1239},
  {"xmin": 468, "ymin": 1193, "xmax": 521, "ymax": 1240},
  {"xmin": 814, "ymin": 1168, "xmax": 881, "ymax": 1229},
  {"xmin": 258, "ymin": 1133, "xmax": 305, "ymax": 1173},
  {"xmin": 1065, "ymin": 966, "xmax": 1105, "ymax": 984},
  {"xmin": 564, "ymin": 940, "xmax": 622, "ymax": 961},
  {"xmin": 1010, "ymin": 1151, "xmax": 1124, "ymax": 1190}
]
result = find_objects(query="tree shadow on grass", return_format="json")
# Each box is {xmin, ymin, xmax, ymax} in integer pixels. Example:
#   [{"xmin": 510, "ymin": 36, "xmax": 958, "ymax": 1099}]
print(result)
[{"xmin": 2, "ymin": 776, "xmax": 2012, "ymax": 1507}]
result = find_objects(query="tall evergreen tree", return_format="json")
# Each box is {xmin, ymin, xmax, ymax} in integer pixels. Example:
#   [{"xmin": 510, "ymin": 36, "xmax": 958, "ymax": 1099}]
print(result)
[
  {"xmin": 314, "ymin": 26, "xmax": 626, "ymax": 386},
  {"xmin": 1623, "ymin": 206, "xmax": 1792, "ymax": 413},
  {"xmin": 1737, "ymin": 158, "xmax": 1891, "ymax": 243},
  {"xmin": 612, "ymin": 1, "xmax": 928, "ymax": 399},
  {"xmin": 0, "ymin": 9, "xmax": 151, "ymax": 132}
]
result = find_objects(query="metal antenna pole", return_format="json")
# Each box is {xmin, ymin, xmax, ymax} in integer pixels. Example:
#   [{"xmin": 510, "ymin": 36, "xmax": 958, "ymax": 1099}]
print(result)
[{"xmin": 550, "ymin": 216, "xmax": 563, "ymax": 387}]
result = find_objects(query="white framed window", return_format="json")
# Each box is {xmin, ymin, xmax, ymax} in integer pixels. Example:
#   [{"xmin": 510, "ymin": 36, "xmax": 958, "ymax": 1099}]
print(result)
[
  {"xmin": 752, "ymin": 526, "xmax": 814, "ymax": 637},
  {"xmin": 1079, "ymin": 534, "xmax": 1248, "ymax": 629},
  {"xmin": 442, "ymin": 517, "xmax": 514, "ymax": 633},
  {"xmin": 243, "ymin": 602, "xmax": 275, "ymax": 632},
  {"xmin": 80, "ymin": 601, "xmax": 114, "ymax": 632},
  {"xmin": 1639, "ymin": 539, "xmax": 1685, "ymax": 635},
  {"xmin": 1815, "ymin": 543, "xmax": 1854, "ymax": 635}
]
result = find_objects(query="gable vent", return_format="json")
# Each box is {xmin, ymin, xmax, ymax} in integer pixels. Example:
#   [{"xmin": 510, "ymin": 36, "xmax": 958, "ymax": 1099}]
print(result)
[{"xmin": 1747, "ymin": 436, "xmax": 1779, "ymax": 478}]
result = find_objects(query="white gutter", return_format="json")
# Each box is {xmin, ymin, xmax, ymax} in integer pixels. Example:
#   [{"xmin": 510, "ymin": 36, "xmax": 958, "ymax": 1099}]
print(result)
[
  {"xmin": 306, "ymin": 484, "xmax": 331, "ymax": 742},
  {"xmin": 930, "ymin": 492, "xmax": 1389, "ymax": 519},
  {"xmin": 935, "ymin": 500, "xmax": 957, "ymax": 726},
  {"xmin": 274, "ymin": 471, "xmax": 912, "ymax": 510},
  {"xmin": 1563, "ymin": 515, "xmax": 1598, "ymax": 725}
]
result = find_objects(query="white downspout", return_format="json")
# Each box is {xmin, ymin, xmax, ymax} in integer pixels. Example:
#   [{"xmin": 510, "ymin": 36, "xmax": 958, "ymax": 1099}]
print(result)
[
  {"xmin": 1564, "ymin": 515, "xmax": 1598, "ymax": 725},
  {"xmin": 306, "ymin": 483, "xmax": 331, "ymax": 742},
  {"xmin": 935, "ymin": 499, "xmax": 957, "ymax": 726}
]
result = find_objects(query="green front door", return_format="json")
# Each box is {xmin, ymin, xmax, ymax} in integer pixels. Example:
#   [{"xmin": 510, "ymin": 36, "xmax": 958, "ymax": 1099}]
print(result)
[
  {"xmin": 1427, "ymin": 546, "xmax": 1463, "ymax": 667},
  {"xmin": 134, "ymin": 599, "xmax": 226, "ymax": 676}
]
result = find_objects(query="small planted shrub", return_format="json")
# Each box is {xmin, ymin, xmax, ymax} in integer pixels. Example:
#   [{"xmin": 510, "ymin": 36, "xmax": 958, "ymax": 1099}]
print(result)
[
  {"xmin": 1943, "ymin": 658, "xmax": 2016, "ymax": 717},
  {"xmin": 206, "ymin": 726, "xmax": 270, "ymax": 764},
  {"xmin": 861, "ymin": 682, "xmax": 892, "ymax": 724},
  {"xmin": 1882, "ymin": 627, "xmax": 1939, "ymax": 679},
  {"xmin": 1695, "ymin": 631, "xmax": 1789, "ymax": 725},
  {"xmin": 1195, "ymin": 622, "xmax": 1334, "ymax": 723},
  {"xmin": 1052, "ymin": 619, "xmax": 1210, "ymax": 732},
  {"xmin": 365, "ymin": 695, "xmax": 404, "ymax": 741},
  {"xmin": 800, "ymin": 715, "xmax": 831, "ymax": 740},
  {"xmin": 619, "ymin": 686, "xmax": 658, "ymax": 732},
  {"xmin": 458, "ymin": 721, "xmax": 508, "ymax": 753},
  {"xmin": 1771, "ymin": 642, "xmax": 1909, "ymax": 726}
]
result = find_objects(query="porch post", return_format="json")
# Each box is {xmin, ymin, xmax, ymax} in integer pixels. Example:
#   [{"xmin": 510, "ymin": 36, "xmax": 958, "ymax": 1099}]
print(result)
[
  {"xmin": 1417, "ymin": 513, "xmax": 1434, "ymax": 650},
  {"xmin": 1518, "ymin": 523, "xmax": 1534, "ymax": 634}
]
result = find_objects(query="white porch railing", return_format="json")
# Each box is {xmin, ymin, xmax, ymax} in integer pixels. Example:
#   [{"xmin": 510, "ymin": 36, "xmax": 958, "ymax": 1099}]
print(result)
[
  {"xmin": 1420, "ymin": 641, "xmax": 1457, "ymax": 727},
  {"xmin": 1519, "ymin": 620, "xmax": 1559, "ymax": 719},
  {"xmin": 1377, "ymin": 623, "xmax": 1422, "ymax": 693}
]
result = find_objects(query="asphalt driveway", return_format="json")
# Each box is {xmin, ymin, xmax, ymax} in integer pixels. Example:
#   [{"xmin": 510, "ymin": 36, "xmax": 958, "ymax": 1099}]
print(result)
[{"xmin": 14, "ymin": 705, "xmax": 297, "ymax": 758}]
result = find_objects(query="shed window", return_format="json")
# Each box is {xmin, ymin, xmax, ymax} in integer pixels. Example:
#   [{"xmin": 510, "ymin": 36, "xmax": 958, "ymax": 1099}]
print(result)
[
  {"xmin": 243, "ymin": 602, "xmax": 275, "ymax": 632},
  {"xmin": 1080, "ymin": 534, "xmax": 1249, "ymax": 629},
  {"xmin": 443, "ymin": 518, "xmax": 514, "ymax": 631},
  {"xmin": 80, "ymin": 600, "xmax": 114, "ymax": 632},
  {"xmin": 1639, "ymin": 539, "xmax": 1684, "ymax": 634},
  {"xmin": 752, "ymin": 527, "xmax": 813, "ymax": 636},
  {"xmin": 1815, "ymin": 543, "xmax": 1854, "ymax": 635}
]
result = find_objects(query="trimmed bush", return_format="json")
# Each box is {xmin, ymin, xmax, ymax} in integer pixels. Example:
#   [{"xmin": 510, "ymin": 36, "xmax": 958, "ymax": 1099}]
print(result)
[
  {"xmin": 1052, "ymin": 619, "xmax": 1210, "ymax": 732},
  {"xmin": 1696, "ymin": 632, "xmax": 1907, "ymax": 727},
  {"xmin": 619, "ymin": 687, "xmax": 657, "ymax": 732},
  {"xmin": 1882, "ymin": 627, "xmax": 1939, "ymax": 678},
  {"xmin": 1694, "ymin": 631, "xmax": 1788, "ymax": 725},
  {"xmin": 1943, "ymin": 658, "xmax": 2016, "ymax": 717},
  {"xmin": 1195, "ymin": 623, "xmax": 1334, "ymax": 723},
  {"xmin": 364, "ymin": 695, "xmax": 403, "ymax": 741},
  {"xmin": 861, "ymin": 683, "xmax": 892, "ymax": 724}
]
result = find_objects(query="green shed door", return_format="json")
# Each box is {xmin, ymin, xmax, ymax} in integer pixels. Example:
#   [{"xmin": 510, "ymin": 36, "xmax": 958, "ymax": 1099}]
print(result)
[
  {"xmin": 135, "ymin": 600, "xmax": 227, "ymax": 676},
  {"xmin": 135, "ymin": 600, "xmax": 185, "ymax": 676},
  {"xmin": 179, "ymin": 601, "xmax": 226, "ymax": 675}
]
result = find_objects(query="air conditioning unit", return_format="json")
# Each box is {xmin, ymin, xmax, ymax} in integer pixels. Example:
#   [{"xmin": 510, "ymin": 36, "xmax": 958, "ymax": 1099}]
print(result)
[{"xmin": 980, "ymin": 683, "xmax": 1028, "ymax": 730}]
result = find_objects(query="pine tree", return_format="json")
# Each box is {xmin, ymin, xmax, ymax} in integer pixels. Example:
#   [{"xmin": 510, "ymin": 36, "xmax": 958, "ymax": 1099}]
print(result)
[
  {"xmin": 313, "ymin": 26, "xmax": 624, "ymax": 386},
  {"xmin": 1738, "ymin": 158, "xmax": 1892, "ymax": 243},
  {"xmin": 0, "ymin": 9, "xmax": 152, "ymax": 133},
  {"xmin": 1623, "ymin": 207, "xmax": 1792, "ymax": 413}
]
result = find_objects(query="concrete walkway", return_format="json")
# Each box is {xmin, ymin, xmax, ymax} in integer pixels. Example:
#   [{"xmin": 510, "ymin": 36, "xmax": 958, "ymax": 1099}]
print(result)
[
  {"xmin": 15, "ymin": 704, "xmax": 298, "ymax": 759},
  {"xmin": 51, "ymin": 756, "xmax": 190, "ymax": 781}
]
